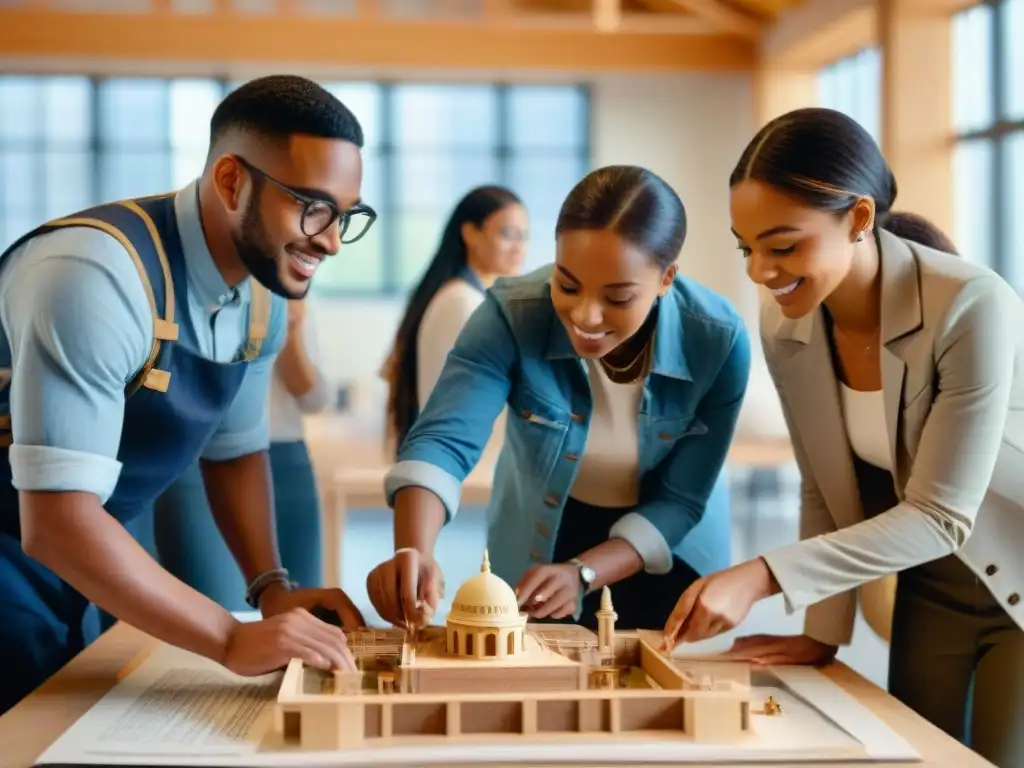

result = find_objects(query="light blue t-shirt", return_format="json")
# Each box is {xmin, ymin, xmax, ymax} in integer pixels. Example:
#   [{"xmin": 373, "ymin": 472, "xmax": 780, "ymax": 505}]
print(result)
[{"xmin": 0, "ymin": 180, "xmax": 287, "ymax": 506}]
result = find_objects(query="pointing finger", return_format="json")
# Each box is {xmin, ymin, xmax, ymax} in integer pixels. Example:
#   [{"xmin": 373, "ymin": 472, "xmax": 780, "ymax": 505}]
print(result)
[
  {"xmin": 663, "ymin": 580, "xmax": 702, "ymax": 648},
  {"xmin": 516, "ymin": 568, "xmax": 549, "ymax": 608}
]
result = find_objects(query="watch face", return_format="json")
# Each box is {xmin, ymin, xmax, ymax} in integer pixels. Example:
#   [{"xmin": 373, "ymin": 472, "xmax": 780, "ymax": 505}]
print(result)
[{"xmin": 580, "ymin": 565, "xmax": 597, "ymax": 584}]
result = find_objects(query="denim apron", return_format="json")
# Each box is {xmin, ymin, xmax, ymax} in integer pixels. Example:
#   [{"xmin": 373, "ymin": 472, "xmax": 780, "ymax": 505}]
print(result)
[{"xmin": 0, "ymin": 194, "xmax": 270, "ymax": 715}]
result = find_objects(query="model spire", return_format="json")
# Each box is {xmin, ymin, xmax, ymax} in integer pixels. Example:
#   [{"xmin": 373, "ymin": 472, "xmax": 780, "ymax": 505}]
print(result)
[
  {"xmin": 600, "ymin": 585, "xmax": 613, "ymax": 612},
  {"xmin": 481, "ymin": 548, "xmax": 491, "ymax": 573}
]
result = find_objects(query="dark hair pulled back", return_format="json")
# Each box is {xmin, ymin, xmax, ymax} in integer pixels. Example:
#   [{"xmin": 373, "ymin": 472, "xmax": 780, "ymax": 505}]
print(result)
[
  {"xmin": 556, "ymin": 165, "xmax": 687, "ymax": 269},
  {"xmin": 384, "ymin": 184, "xmax": 522, "ymax": 450},
  {"xmin": 729, "ymin": 108, "xmax": 956, "ymax": 254}
]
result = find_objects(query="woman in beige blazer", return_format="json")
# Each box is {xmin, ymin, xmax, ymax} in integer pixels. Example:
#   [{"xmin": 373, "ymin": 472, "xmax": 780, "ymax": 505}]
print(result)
[{"xmin": 663, "ymin": 108, "xmax": 1024, "ymax": 765}]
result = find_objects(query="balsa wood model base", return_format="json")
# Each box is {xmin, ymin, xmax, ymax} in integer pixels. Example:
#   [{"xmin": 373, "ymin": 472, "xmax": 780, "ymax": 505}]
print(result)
[
  {"xmin": 274, "ymin": 625, "xmax": 756, "ymax": 751},
  {"xmin": 268, "ymin": 553, "xmax": 917, "ymax": 762}
]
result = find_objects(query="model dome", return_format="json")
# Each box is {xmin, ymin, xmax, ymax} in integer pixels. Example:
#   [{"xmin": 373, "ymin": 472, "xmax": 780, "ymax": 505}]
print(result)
[
  {"xmin": 447, "ymin": 549, "xmax": 523, "ymax": 629},
  {"xmin": 444, "ymin": 550, "xmax": 528, "ymax": 659}
]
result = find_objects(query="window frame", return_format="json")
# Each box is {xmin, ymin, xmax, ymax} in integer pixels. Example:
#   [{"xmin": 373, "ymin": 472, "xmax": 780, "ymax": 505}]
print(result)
[
  {"xmin": 816, "ymin": 46, "xmax": 882, "ymax": 145},
  {"xmin": 954, "ymin": 0, "xmax": 1024, "ymax": 282},
  {"xmin": 0, "ymin": 75, "xmax": 593, "ymax": 298}
]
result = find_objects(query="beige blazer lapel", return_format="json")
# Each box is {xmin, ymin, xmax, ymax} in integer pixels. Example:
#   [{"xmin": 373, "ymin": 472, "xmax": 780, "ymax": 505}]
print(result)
[
  {"xmin": 878, "ymin": 229, "xmax": 926, "ymax": 485},
  {"xmin": 772, "ymin": 310, "xmax": 864, "ymax": 530},
  {"xmin": 768, "ymin": 230, "xmax": 926, "ymax": 529}
]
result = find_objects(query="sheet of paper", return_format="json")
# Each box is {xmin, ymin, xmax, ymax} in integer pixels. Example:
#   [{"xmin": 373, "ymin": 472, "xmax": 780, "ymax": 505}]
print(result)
[
  {"xmin": 38, "ymin": 643, "xmax": 278, "ymax": 762},
  {"xmin": 37, "ymin": 640, "xmax": 919, "ymax": 766}
]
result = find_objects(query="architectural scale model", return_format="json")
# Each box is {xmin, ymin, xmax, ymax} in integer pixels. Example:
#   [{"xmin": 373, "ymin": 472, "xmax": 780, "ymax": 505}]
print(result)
[{"xmin": 273, "ymin": 550, "xmax": 757, "ymax": 752}]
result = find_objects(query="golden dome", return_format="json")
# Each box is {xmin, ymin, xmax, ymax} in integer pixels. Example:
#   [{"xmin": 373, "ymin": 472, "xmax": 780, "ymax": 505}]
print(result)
[{"xmin": 446, "ymin": 550, "xmax": 525, "ymax": 629}]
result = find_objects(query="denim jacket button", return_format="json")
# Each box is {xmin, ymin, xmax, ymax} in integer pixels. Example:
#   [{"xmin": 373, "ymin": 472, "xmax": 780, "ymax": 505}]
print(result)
[
  {"xmin": 537, "ymin": 523, "xmax": 550, "ymax": 538},
  {"xmin": 1010, "ymin": 593, "xmax": 1021, "ymax": 606},
  {"xmin": 543, "ymin": 494, "xmax": 559, "ymax": 507},
  {"xmin": 659, "ymin": 431, "xmax": 672, "ymax": 440},
  {"xmin": 530, "ymin": 550, "xmax": 543, "ymax": 561},
  {"xmin": 564, "ymin": 452, "xmax": 579, "ymax": 462},
  {"xmin": 570, "ymin": 412, "xmax": 584, "ymax": 423}
]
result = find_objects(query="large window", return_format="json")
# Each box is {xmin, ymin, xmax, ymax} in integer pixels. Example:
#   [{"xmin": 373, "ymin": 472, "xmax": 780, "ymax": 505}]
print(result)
[
  {"xmin": 0, "ymin": 76, "xmax": 591, "ymax": 296},
  {"xmin": 953, "ymin": 0, "xmax": 1024, "ymax": 288},
  {"xmin": 817, "ymin": 47, "xmax": 882, "ymax": 145}
]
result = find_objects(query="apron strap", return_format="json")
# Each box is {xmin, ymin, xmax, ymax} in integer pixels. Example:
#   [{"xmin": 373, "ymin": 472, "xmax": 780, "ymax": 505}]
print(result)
[
  {"xmin": 43, "ymin": 199, "xmax": 178, "ymax": 398},
  {"xmin": 242, "ymin": 282, "xmax": 270, "ymax": 362}
]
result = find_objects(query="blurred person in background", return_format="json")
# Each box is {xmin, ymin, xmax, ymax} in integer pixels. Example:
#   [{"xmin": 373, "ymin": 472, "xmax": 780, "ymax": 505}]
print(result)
[
  {"xmin": 154, "ymin": 292, "xmax": 329, "ymax": 606},
  {"xmin": 381, "ymin": 185, "xmax": 528, "ymax": 454}
]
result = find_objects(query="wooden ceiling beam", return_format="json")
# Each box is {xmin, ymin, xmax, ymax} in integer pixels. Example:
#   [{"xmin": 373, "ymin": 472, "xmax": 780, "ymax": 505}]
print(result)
[
  {"xmin": 649, "ymin": 0, "xmax": 762, "ymax": 38},
  {"xmin": 0, "ymin": 7, "xmax": 755, "ymax": 71}
]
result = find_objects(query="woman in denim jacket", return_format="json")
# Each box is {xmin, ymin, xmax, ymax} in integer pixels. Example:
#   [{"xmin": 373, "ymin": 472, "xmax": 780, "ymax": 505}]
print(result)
[{"xmin": 367, "ymin": 165, "xmax": 751, "ymax": 631}]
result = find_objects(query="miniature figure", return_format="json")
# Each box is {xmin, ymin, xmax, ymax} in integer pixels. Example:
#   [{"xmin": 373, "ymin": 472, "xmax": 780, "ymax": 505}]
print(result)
[{"xmin": 764, "ymin": 695, "xmax": 783, "ymax": 715}]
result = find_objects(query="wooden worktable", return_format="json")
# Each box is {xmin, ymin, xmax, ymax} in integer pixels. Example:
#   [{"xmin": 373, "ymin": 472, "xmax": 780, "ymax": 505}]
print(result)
[{"xmin": 0, "ymin": 621, "xmax": 994, "ymax": 768}]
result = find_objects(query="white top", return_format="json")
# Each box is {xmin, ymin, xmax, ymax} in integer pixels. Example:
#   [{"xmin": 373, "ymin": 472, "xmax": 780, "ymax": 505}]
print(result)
[
  {"xmin": 416, "ymin": 279, "xmax": 486, "ymax": 407},
  {"xmin": 839, "ymin": 384, "xmax": 890, "ymax": 471},
  {"xmin": 570, "ymin": 360, "xmax": 674, "ymax": 575},
  {"xmin": 268, "ymin": 314, "xmax": 329, "ymax": 442},
  {"xmin": 570, "ymin": 360, "xmax": 645, "ymax": 507}
]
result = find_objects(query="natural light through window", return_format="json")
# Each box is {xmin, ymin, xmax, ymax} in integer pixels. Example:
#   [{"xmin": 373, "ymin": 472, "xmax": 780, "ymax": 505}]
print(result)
[{"xmin": 0, "ymin": 77, "xmax": 591, "ymax": 296}]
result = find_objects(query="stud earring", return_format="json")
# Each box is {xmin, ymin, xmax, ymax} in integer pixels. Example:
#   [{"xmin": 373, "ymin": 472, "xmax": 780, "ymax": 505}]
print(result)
[{"xmin": 856, "ymin": 232, "xmax": 865, "ymax": 242}]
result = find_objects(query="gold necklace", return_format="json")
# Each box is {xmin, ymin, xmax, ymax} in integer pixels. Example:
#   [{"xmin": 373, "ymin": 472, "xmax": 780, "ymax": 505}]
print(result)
[
  {"xmin": 600, "ymin": 337, "xmax": 650, "ymax": 373},
  {"xmin": 833, "ymin": 322, "xmax": 880, "ymax": 354},
  {"xmin": 600, "ymin": 340, "xmax": 652, "ymax": 383}
]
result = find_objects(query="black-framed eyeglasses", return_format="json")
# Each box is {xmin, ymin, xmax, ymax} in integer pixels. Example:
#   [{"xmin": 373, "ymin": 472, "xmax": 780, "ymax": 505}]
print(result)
[{"xmin": 235, "ymin": 156, "xmax": 377, "ymax": 244}]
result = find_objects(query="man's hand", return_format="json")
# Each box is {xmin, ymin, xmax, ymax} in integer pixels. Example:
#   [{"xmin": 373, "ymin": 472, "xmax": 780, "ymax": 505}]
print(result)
[
  {"xmin": 719, "ymin": 634, "xmax": 838, "ymax": 667},
  {"xmin": 260, "ymin": 584, "xmax": 366, "ymax": 630},
  {"xmin": 221, "ymin": 608, "xmax": 357, "ymax": 675},
  {"xmin": 366, "ymin": 548, "xmax": 444, "ymax": 629},
  {"xmin": 515, "ymin": 564, "xmax": 581, "ymax": 620}
]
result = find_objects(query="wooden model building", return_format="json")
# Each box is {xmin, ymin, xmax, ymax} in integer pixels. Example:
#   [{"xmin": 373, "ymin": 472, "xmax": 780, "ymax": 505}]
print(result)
[{"xmin": 274, "ymin": 550, "xmax": 757, "ymax": 752}]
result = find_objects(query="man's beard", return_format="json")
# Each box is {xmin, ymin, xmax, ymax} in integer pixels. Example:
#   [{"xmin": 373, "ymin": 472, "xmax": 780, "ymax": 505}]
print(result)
[{"xmin": 232, "ymin": 195, "xmax": 310, "ymax": 300}]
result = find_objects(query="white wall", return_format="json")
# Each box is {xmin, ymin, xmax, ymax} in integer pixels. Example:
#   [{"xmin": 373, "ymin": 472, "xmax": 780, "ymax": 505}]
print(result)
[{"xmin": 310, "ymin": 72, "xmax": 787, "ymax": 440}]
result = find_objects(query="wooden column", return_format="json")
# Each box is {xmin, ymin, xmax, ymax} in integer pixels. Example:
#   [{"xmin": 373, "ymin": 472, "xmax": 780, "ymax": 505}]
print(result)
[{"xmin": 878, "ymin": 0, "xmax": 954, "ymax": 235}]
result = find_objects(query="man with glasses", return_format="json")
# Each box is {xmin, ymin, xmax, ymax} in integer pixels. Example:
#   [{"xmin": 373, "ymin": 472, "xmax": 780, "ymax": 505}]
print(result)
[{"xmin": 0, "ymin": 74, "xmax": 376, "ymax": 716}]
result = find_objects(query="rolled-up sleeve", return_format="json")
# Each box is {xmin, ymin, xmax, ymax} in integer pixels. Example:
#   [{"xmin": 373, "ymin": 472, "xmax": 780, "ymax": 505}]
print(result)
[
  {"xmin": 1, "ymin": 229, "xmax": 153, "ymax": 505},
  {"xmin": 612, "ymin": 322, "xmax": 751, "ymax": 574},
  {"xmin": 201, "ymin": 293, "xmax": 287, "ymax": 461},
  {"xmin": 384, "ymin": 294, "xmax": 515, "ymax": 522}
]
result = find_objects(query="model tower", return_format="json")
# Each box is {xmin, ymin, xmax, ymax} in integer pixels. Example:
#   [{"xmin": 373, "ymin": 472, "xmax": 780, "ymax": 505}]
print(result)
[{"xmin": 596, "ymin": 585, "xmax": 617, "ymax": 653}]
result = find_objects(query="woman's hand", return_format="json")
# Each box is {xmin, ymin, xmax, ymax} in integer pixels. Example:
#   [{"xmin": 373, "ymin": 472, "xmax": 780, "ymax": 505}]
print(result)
[
  {"xmin": 366, "ymin": 548, "xmax": 444, "ymax": 629},
  {"xmin": 663, "ymin": 558, "xmax": 778, "ymax": 647},
  {"xmin": 286, "ymin": 297, "xmax": 307, "ymax": 329},
  {"xmin": 720, "ymin": 633, "xmax": 838, "ymax": 667},
  {"xmin": 515, "ymin": 564, "xmax": 581, "ymax": 620}
]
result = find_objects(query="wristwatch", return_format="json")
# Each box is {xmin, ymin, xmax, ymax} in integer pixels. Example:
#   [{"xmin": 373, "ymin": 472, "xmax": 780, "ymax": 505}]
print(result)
[{"xmin": 568, "ymin": 558, "xmax": 597, "ymax": 592}]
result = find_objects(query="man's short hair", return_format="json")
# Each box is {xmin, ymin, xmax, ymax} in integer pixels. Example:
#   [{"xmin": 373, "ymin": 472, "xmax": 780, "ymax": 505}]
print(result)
[{"xmin": 210, "ymin": 74, "xmax": 364, "ymax": 148}]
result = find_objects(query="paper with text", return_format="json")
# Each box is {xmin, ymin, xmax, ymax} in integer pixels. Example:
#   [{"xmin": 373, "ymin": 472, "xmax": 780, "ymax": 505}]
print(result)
[{"xmin": 38, "ymin": 644, "xmax": 278, "ymax": 763}]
